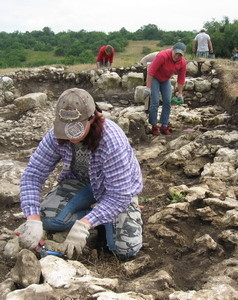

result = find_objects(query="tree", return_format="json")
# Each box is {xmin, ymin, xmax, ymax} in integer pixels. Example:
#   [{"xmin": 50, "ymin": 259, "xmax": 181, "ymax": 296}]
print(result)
[
  {"xmin": 140, "ymin": 24, "xmax": 163, "ymax": 40},
  {"xmin": 0, "ymin": 20, "xmax": 238, "ymax": 68},
  {"xmin": 0, "ymin": 49, "xmax": 26, "ymax": 67},
  {"xmin": 67, "ymin": 40, "xmax": 86, "ymax": 56},
  {"xmin": 204, "ymin": 17, "xmax": 238, "ymax": 57}
]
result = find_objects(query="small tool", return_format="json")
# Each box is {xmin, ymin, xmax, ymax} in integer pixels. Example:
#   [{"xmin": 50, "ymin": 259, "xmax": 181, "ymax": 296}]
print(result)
[
  {"xmin": 15, "ymin": 232, "xmax": 67, "ymax": 259},
  {"xmin": 34, "ymin": 239, "xmax": 67, "ymax": 259}
]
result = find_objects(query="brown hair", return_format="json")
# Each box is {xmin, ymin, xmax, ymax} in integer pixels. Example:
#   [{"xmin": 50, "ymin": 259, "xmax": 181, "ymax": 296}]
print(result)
[
  {"xmin": 57, "ymin": 110, "xmax": 105, "ymax": 152},
  {"xmin": 83, "ymin": 111, "xmax": 105, "ymax": 151},
  {"xmin": 105, "ymin": 45, "xmax": 113, "ymax": 54}
]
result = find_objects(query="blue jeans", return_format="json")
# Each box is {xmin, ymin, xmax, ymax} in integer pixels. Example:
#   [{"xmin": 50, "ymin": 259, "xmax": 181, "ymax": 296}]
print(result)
[
  {"xmin": 42, "ymin": 183, "xmax": 118, "ymax": 253},
  {"xmin": 42, "ymin": 183, "xmax": 96, "ymax": 231},
  {"xmin": 149, "ymin": 77, "xmax": 172, "ymax": 126},
  {"xmin": 99, "ymin": 61, "xmax": 110, "ymax": 67},
  {"xmin": 42, "ymin": 182, "xmax": 142, "ymax": 259}
]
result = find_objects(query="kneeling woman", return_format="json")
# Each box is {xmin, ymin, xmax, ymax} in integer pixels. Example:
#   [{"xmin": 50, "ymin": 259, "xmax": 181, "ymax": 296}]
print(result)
[{"xmin": 19, "ymin": 88, "xmax": 143, "ymax": 259}]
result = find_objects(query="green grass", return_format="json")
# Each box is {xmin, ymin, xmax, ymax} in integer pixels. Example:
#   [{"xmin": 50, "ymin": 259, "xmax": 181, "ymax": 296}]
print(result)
[
  {"xmin": 25, "ymin": 50, "xmax": 56, "ymax": 62},
  {"xmin": 0, "ymin": 40, "xmax": 195, "ymax": 75},
  {"xmin": 23, "ymin": 49, "xmax": 64, "ymax": 67},
  {"xmin": 69, "ymin": 40, "xmax": 163, "ymax": 72},
  {"xmin": 26, "ymin": 40, "xmax": 163, "ymax": 69}
]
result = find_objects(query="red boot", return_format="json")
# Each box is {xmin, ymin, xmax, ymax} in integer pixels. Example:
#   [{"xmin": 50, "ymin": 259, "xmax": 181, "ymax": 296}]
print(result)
[
  {"xmin": 160, "ymin": 125, "xmax": 171, "ymax": 135},
  {"xmin": 152, "ymin": 125, "xmax": 160, "ymax": 136}
]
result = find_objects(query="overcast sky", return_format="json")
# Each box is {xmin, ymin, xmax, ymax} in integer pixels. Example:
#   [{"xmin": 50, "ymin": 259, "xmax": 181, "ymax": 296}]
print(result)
[{"xmin": 1, "ymin": 0, "xmax": 237, "ymax": 34}]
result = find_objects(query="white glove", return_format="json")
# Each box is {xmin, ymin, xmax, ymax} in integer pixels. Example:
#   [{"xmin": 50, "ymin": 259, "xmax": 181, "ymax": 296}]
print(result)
[
  {"xmin": 63, "ymin": 220, "xmax": 90, "ymax": 259},
  {"xmin": 19, "ymin": 220, "xmax": 43, "ymax": 249},
  {"xmin": 143, "ymin": 87, "xmax": 151, "ymax": 99},
  {"xmin": 177, "ymin": 94, "xmax": 184, "ymax": 103}
]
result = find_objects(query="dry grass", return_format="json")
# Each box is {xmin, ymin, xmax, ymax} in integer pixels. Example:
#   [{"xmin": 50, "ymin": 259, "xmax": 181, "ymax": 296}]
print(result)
[
  {"xmin": 113, "ymin": 40, "xmax": 161, "ymax": 66},
  {"xmin": 0, "ymin": 40, "xmax": 161, "ymax": 74},
  {"xmin": 79, "ymin": 250, "xmax": 131, "ymax": 281},
  {"xmin": 0, "ymin": 67, "xmax": 21, "ymax": 76},
  {"xmin": 68, "ymin": 40, "xmax": 161, "ymax": 72}
]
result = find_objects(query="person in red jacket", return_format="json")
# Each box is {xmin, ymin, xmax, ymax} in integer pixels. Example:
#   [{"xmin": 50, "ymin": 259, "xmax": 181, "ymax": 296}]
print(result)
[
  {"xmin": 96, "ymin": 45, "xmax": 114, "ymax": 68},
  {"xmin": 144, "ymin": 42, "xmax": 187, "ymax": 136}
]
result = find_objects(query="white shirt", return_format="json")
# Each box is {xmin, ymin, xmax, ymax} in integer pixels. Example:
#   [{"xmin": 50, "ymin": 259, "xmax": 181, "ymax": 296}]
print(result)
[
  {"xmin": 140, "ymin": 51, "xmax": 159, "ymax": 65},
  {"xmin": 194, "ymin": 32, "xmax": 211, "ymax": 51}
]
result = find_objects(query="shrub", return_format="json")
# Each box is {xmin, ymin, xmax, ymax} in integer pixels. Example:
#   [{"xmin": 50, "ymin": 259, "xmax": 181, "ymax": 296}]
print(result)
[
  {"xmin": 141, "ymin": 47, "xmax": 151, "ymax": 55},
  {"xmin": 166, "ymin": 191, "xmax": 186, "ymax": 203}
]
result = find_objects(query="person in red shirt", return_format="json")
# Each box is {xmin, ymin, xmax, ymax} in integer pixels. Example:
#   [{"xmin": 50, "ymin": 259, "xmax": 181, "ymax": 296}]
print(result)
[
  {"xmin": 96, "ymin": 45, "xmax": 114, "ymax": 68},
  {"xmin": 144, "ymin": 42, "xmax": 186, "ymax": 136}
]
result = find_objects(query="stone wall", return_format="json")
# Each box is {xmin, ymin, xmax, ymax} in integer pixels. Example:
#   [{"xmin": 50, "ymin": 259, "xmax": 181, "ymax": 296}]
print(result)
[{"xmin": 0, "ymin": 59, "xmax": 231, "ymax": 114}]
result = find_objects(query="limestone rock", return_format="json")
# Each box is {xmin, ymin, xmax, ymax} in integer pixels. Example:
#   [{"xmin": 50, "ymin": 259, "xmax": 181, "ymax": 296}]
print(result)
[{"xmin": 10, "ymin": 249, "xmax": 41, "ymax": 287}]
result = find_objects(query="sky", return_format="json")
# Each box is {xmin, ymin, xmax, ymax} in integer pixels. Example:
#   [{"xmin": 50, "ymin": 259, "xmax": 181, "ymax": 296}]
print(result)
[{"xmin": 0, "ymin": 0, "xmax": 237, "ymax": 34}]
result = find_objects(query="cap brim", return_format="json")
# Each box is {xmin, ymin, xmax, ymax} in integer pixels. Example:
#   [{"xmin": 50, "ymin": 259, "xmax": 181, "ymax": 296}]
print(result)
[
  {"xmin": 54, "ymin": 117, "xmax": 88, "ymax": 140},
  {"xmin": 174, "ymin": 49, "xmax": 184, "ymax": 56}
]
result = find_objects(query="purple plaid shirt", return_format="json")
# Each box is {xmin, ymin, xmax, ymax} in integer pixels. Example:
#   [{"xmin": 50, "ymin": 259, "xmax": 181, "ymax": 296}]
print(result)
[{"xmin": 20, "ymin": 119, "xmax": 143, "ymax": 227}]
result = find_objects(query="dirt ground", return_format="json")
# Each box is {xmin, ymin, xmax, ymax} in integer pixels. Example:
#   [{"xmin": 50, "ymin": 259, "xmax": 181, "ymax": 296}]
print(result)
[
  {"xmin": 0, "ymin": 128, "xmax": 230, "ymax": 292},
  {"xmin": 0, "ymin": 59, "xmax": 238, "ymax": 296}
]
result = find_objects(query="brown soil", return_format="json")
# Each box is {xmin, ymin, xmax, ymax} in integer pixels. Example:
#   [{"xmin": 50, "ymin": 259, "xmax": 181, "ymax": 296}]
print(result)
[
  {"xmin": 0, "ymin": 128, "xmax": 232, "ymax": 293},
  {"xmin": 0, "ymin": 59, "xmax": 238, "ymax": 297}
]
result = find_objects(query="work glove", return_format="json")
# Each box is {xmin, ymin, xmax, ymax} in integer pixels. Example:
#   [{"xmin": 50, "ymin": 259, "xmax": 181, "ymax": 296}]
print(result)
[
  {"xmin": 19, "ymin": 220, "xmax": 43, "ymax": 249},
  {"xmin": 177, "ymin": 94, "xmax": 184, "ymax": 103},
  {"xmin": 143, "ymin": 87, "xmax": 151, "ymax": 99},
  {"xmin": 63, "ymin": 220, "xmax": 90, "ymax": 259}
]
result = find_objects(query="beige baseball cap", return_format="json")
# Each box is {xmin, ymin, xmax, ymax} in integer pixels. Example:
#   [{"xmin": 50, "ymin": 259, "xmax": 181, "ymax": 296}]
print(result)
[{"xmin": 54, "ymin": 88, "xmax": 95, "ymax": 140}]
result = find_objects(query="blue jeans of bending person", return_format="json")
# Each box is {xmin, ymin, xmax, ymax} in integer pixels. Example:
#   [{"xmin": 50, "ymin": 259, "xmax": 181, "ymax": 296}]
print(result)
[
  {"xmin": 149, "ymin": 77, "xmax": 172, "ymax": 126},
  {"xmin": 99, "ymin": 61, "xmax": 110, "ymax": 67},
  {"xmin": 42, "ymin": 183, "xmax": 95, "ymax": 232},
  {"xmin": 41, "ymin": 181, "xmax": 142, "ymax": 259}
]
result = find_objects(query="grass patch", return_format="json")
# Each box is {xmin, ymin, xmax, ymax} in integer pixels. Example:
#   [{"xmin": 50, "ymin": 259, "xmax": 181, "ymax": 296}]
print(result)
[
  {"xmin": 0, "ymin": 40, "xmax": 162, "ymax": 74},
  {"xmin": 23, "ymin": 49, "xmax": 64, "ymax": 67},
  {"xmin": 69, "ymin": 40, "xmax": 162, "ymax": 72},
  {"xmin": 113, "ymin": 40, "xmax": 161, "ymax": 67},
  {"xmin": 24, "ymin": 50, "xmax": 60, "ymax": 62},
  {"xmin": 0, "ymin": 40, "xmax": 214, "ymax": 75}
]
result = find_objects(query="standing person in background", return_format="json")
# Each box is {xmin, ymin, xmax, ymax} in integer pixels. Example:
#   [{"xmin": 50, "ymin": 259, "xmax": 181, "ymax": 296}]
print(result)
[
  {"xmin": 193, "ymin": 29, "xmax": 213, "ymax": 58},
  {"xmin": 19, "ymin": 88, "xmax": 143, "ymax": 260},
  {"xmin": 144, "ymin": 42, "xmax": 186, "ymax": 136},
  {"xmin": 96, "ymin": 45, "xmax": 114, "ymax": 68}
]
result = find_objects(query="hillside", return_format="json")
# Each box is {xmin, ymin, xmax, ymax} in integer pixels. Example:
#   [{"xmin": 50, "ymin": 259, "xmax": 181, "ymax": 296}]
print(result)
[{"xmin": 0, "ymin": 40, "xmax": 162, "ymax": 74}]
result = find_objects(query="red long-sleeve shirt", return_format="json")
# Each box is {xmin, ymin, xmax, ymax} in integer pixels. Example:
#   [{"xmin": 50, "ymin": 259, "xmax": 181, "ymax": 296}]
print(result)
[
  {"xmin": 148, "ymin": 49, "xmax": 186, "ymax": 85},
  {"xmin": 96, "ymin": 46, "xmax": 114, "ymax": 63}
]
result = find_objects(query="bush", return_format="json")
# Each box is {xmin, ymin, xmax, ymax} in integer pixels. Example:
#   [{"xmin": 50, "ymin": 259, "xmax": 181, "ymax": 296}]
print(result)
[
  {"xmin": 0, "ymin": 49, "xmax": 27, "ymax": 68},
  {"xmin": 78, "ymin": 50, "xmax": 95, "ymax": 63},
  {"xmin": 141, "ymin": 47, "xmax": 151, "ymax": 55},
  {"xmin": 63, "ymin": 56, "xmax": 76, "ymax": 65},
  {"xmin": 55, "ymin": 47, "xmax": 67, "ymax": 56}
]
